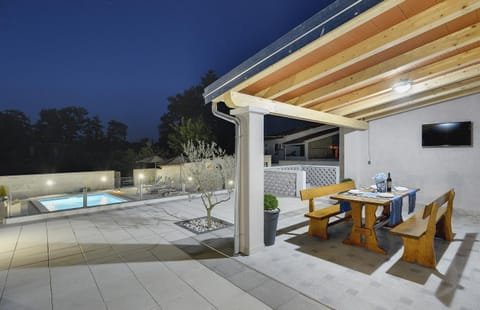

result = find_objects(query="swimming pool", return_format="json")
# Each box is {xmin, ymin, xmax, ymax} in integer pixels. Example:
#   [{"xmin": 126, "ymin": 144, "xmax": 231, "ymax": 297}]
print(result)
[{"xmin": 39, "ymin": 193, "xmax": 127, "ymax": 212}]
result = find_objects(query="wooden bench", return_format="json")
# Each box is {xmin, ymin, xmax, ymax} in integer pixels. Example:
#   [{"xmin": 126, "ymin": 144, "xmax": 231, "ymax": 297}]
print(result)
[
  {"xmin": 390, "ymin": 189, "xmax": 455, "ymax": 268},
  {"xmin": 300, "ymin": 181, "xmax": 356, "ymax": 239}
]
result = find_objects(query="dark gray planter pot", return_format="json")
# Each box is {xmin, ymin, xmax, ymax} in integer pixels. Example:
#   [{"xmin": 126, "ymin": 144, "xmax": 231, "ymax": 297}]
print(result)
[{"xmin": 264, "ymin": 208, "xmax": 280, "ymax": 246}]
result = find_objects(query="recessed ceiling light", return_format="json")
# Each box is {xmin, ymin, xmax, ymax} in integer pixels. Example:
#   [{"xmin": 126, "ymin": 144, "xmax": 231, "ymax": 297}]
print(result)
[{"xmin": 392, "ymin": 79, "xmax": 412, "ymax": 93}]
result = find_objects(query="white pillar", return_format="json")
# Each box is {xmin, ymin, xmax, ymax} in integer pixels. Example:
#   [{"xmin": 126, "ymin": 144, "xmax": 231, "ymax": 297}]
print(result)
[
  {"xmin": 231, "ymin": 106, "xmax": 269, "ymax": 255},
  {"xmin": 304, "ymin": 142, "xmax": 309, "ymax": 160}
]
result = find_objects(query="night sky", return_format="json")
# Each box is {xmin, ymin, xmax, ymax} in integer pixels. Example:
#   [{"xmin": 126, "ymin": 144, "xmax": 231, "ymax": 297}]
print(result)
[{"xmin": 1, "ymin": 0, "xmax": 335, "ymax": 141}]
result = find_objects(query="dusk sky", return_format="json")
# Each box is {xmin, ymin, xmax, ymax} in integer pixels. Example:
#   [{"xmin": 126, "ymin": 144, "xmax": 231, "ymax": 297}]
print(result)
[{"xmin": 1, "ymin": 0, "xmax": 335, "ymax": 141}]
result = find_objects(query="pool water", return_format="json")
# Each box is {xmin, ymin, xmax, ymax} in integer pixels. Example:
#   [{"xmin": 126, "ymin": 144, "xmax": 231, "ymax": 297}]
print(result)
[{"xmin": 39, "ymin": 193, "xmax": 127, "ymax": 212}]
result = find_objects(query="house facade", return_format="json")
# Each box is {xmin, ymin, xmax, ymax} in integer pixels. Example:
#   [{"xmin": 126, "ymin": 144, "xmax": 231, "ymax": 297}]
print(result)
[{"xmin": 265, "ymin": 125, "xmax": 339, "ymax": 163}]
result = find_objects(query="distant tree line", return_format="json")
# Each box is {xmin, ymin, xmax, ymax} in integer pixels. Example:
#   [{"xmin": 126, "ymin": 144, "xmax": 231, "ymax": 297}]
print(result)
[
  {"xmin": 0, "ymin": 70, "xmax": 234, "ymax": 176},
  {"xmin": 0, "ymin": 107, "xmax": 151, "ymax": 176}
]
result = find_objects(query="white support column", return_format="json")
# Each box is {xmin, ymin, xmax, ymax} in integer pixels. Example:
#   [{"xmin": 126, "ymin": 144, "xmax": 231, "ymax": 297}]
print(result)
[
  {"xmin": 231, "ymin": 106, "xmax": 269, "ymax": 255},
  {"xmin": 304, "ymin": 142, "xmax": 309, "ymax": 160}
]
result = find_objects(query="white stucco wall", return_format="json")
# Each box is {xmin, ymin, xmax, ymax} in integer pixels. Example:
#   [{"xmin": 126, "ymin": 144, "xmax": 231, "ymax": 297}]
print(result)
[{"xmin": 344, "ymin": 93, "xmax": 480, "ymax": 214}]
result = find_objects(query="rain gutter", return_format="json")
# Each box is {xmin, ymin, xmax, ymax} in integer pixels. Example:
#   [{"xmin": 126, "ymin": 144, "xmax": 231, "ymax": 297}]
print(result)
[{"xmin": 211, "ymin": 102, "xmax": 241, "ymax": 255}]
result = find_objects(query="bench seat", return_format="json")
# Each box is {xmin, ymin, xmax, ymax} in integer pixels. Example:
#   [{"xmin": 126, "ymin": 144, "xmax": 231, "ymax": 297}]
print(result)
[
  {"xmin": 304, "ymin": 204, "xmax": 342, "ymax": 220},
  {"xmin": 301, "ymin": 181, "xmax": 355, "ymax": 240},
  {"xmin": 390, "ymin": 207, "xmax": 447, "ymax": 239},
  {"xmin": 390, "ymin": 189, "xmax": 454, "ymax": 268}
]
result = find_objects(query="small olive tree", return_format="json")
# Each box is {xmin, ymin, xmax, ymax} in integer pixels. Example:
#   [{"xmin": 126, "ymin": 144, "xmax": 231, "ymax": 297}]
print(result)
[{"xmin": 183, "ymin": 140, "xmax": 235, "ymax": 227}]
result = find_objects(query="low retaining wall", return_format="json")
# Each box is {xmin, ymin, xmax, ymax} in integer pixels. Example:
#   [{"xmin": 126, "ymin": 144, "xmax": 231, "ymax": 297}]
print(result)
[{"xmin": 0, "ymin": 171, "xmax": 115, "ymax": 199}]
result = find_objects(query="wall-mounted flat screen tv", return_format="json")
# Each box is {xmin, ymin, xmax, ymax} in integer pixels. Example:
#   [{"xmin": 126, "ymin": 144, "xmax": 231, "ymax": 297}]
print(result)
[{"xmin": 422, "ymin": 121, "xmax": 472, "ymax": 147}]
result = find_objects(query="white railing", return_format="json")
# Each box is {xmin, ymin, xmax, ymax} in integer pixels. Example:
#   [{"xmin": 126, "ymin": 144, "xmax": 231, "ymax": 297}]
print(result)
[
  {"xmin": 264, "ymin": 165, "xmax": 339, "ymax": 197},
  {"xmin": 302, "ymin": 165, "xmax": 339, "ymax": 186},
  {"xmin": 264, "ymin": 169, "xmax": 305, "ymax": 197}
]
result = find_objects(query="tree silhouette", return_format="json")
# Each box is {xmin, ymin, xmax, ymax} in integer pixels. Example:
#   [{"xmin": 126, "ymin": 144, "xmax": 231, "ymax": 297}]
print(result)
[
  {"xmin": 167, "ymin": 117, "xmax": 213, "ymax": 155},
  {"xmin": 107, "ymin": 120, "xmax": 128, "ymax": 146},
  {"xmin": 0, "ymin": 110, "xmax": 33, "ymax": 174},
  {"xmin": 158, "ymin": 70, "xmax": 234, "ymax": 156}
]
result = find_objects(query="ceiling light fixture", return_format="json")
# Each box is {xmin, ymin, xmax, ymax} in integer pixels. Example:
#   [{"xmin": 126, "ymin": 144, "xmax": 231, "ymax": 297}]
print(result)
[{"xmin": 392, "ymin": 79, "xmax": 412, "ymax": 93}]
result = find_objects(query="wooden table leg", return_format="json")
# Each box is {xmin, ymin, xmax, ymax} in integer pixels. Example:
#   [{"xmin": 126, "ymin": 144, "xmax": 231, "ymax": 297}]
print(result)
[
  {"xmin": 343, "ymin": 201, "xmax": 363, "ymax": 246},
  {"xmin": 343, "ymin": 202, "xmax": 386, "ymax": 255},
  {"xmin": 364, "ymin": 203, "xmax": 386, "ymax": 254}
]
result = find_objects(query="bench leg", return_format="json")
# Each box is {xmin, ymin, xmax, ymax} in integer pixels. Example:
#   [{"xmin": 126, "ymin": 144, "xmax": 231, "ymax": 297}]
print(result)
[
  {"xmin": 401, "ymin": 235, "xmax": 436, "ymax": 268},
  {"xmin": 436, "ymin": 215, "xmax": 453, "ymax": 241},
  {"xmin": 308, "ymin": 218, "xmax": 329, "ymax": 239}
]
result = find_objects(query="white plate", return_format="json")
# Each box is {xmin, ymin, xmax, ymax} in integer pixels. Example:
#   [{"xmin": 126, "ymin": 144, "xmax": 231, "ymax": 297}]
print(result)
[
  {"xmin": 395, "ymin": 186, "xmax": 408, "ymax": 191},
  {"xmin": 348, "ymin": 189, "xmax": 362, "ymax": 194},
  {"xmin": 378, "ymin": 193, "xmax": 394, "ymax": 198}
]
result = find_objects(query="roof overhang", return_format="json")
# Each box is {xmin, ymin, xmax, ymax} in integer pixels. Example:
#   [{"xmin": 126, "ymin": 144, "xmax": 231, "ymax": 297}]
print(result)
[{"xmin": 204, "ymin": 0, "xmax": 480, "ymax": 130}]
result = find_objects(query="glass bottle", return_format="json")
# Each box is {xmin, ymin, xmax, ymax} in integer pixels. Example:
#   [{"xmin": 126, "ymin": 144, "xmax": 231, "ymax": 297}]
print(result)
[{"xmin": 387, "ymin": 172, "xmax": 392, "ymax": 192}]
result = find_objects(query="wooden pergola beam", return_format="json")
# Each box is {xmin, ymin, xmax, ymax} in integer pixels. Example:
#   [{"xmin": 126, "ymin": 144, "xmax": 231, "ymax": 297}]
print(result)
[
  {"xmin": 363, "ymin": 82, "xmax": 480, "ymax": 121},
  {"xmin": 208, "ymin": 0, "xmax": 403, "ymax": 103},
  {"xmin": 351, "ymin": 76, "xmax": 480, "ymax": 118},
  {"xmin": 330, "ymin": 62, "xmax": 480, "ymax": 115},
  {"xmin": 259, "ymin": 0, "xmax": 480, "ymax": 100},
  {"xmin": 221, "ymin": 92, "xmax": 368, "ymax": 130},
  {"xmin": 310, "ymin": 45, "xmax": 480, "ymax": 112},
  {"xmin": 293, "ymin": 23, "xmax": 480, "ymax": 109}
]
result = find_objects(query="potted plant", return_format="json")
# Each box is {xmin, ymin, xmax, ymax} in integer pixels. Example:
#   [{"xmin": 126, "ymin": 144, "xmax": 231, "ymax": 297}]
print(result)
[{"xmin": 264, "ymin": 193, "xmax": 280, "ymax": 246}]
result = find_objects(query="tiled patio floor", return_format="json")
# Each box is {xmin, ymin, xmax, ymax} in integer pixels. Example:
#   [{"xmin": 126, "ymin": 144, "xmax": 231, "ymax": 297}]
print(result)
[{"xmin": 0, "ymin": 195, "xmax": 478, "ymax": 309}]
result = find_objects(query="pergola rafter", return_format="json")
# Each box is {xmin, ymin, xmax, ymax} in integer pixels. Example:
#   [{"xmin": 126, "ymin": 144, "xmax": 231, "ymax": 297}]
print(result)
[{"xmin": 205, "ymin": 0, "xmax": 480, "ymax": 128}]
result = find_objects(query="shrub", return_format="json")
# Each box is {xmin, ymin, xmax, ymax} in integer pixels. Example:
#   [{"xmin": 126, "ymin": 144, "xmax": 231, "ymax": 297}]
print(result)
[
  {"xmin": 0, "ymin": 185, "xmax": 7, "ymax": 197},
  {"xmin": 264, "ymin": 194, "xmax": 278, "ymax": 211}
]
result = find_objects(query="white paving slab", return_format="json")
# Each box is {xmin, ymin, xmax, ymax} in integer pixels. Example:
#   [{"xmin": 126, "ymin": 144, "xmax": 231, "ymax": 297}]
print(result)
[{"xmin": 0, "ymin": 196, "xmax": 477, "ymax": 310}]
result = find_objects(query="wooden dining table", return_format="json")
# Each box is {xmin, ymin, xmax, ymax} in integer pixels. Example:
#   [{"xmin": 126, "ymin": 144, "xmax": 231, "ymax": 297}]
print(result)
[{"xmin": 330, "ymin": 188, "xmax": 419, "ymax": 254}]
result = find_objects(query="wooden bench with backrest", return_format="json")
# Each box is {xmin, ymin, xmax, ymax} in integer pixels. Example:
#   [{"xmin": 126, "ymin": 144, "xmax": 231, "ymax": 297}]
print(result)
[
  {"xmin": 300, "ymin": 181, "xmax": 356, "ymax": 239},
  {"xmin": 390, "ymin": 189, "xmax": 455, "ymax": 268}
]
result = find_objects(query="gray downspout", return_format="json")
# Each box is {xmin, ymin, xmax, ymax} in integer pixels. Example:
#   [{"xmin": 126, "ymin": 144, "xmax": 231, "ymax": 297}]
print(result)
[{"xmin": 211, "ymin": 102, "xmax": 241, "ymax": 255}]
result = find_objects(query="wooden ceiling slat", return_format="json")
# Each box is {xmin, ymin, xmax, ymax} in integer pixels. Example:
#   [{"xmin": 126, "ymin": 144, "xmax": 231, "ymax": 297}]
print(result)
[
  {"xmin": 445, "ymin": 10, "xmax": 478, "ymax": 32},
  {"xmin": 349, "ymin": 76, "xmax": 480, "ymax": 118},
  {"xmin": 370, "ymin": 6, "xmax": 406, "ymax": 29},
  {"xmin": 293, "ymin": 23, "xmax": 480, "ymax": 110},
  {"xmin": 314, "ymin": 48, "xmax": 480, "ymax": 114},
  {"xmin": 397, "ymin": 0, "xmax": 439, "ymax": 18},
  {"xmin": 256, "ymin": 0, "xmax": 480, "ymax": 101},
  {"xmin": 211, "ymin": 0, "xmax": 404, "ymax": 103},
  {"xmin": 281, "ymin": 22, "xmax": 471, "ymax": 105},
  {"xmin": 362, "ymin": 82, "xmax": 480, "ymax": 121},
  {"xmin": 212, "ymin": 0, "xmax": 480, "ymax": 127},
  {"xmin": 276, "ymin": 29, "xmax": 443, "ymax": 103},
  {"xmin": 330, "ymin": 62, "xmax": 480, "ymax": 116}
]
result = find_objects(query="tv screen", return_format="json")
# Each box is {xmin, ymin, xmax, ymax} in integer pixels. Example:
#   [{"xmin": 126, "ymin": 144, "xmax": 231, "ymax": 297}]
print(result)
[{"xmin": 422, "ymin": 121, "xmax": 472, "ymax": 147}]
